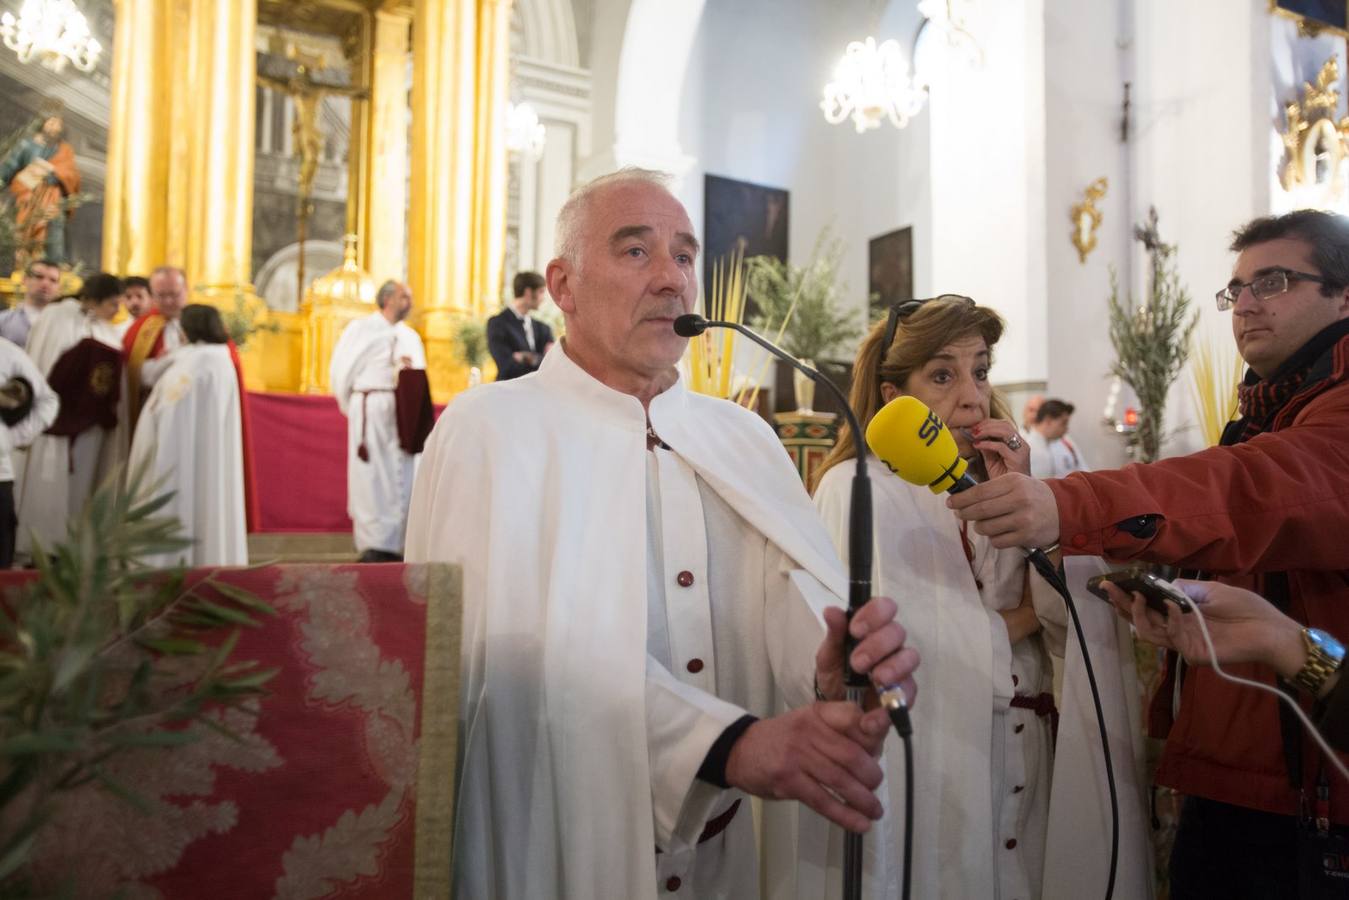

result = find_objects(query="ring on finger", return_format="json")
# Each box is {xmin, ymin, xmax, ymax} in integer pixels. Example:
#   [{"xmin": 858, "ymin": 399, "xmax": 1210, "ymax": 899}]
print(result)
[{"xmin": 1006, "ymin": 434, "xmax": 1023, "ymax": 451}]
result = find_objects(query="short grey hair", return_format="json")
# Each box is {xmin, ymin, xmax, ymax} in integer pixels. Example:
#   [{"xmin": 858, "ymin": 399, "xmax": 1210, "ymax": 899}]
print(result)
[
  {"xmin": 554, "ymin": 167, "xmax": 675, "ymax": 266},
  {"xmin": 149, "ymin": 265, "xmax": 187, "ymax": 285},
  {"xmin": 376, "ymin": 279, "xmax": 403, "ymax": 309}
]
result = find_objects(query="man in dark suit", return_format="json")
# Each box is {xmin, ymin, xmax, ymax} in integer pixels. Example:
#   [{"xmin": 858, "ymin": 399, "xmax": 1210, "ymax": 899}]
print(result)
[{"xmin": 487, "ymin": 271, "xmax": 554, "ymax": 380}]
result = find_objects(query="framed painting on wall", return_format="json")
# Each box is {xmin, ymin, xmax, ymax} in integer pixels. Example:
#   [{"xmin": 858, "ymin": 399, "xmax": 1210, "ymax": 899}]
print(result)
[
  {"xmin": 1271, "ymin": 0, "xmax": 1349, "ymax": 38},
  {"xmin": 868, "ymin": 226, "xmax": 914, "ymax": 318},
  {"xmin": 703, "ymin": 173, "xmax": 789, "ymax": 313}
]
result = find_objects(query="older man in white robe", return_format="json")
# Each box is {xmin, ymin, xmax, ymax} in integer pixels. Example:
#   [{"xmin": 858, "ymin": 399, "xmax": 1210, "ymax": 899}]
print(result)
[
  {"xmin": 329, "ymin": 280, "xmax": 426, "ymax": 562},
  {"xmin": 406, "ymin": 169, "xmax": 920, "ymax": 899}
]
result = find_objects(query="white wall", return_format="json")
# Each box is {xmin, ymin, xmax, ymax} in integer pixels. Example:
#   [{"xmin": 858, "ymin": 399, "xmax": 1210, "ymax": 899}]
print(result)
[
  {"xmin": 929, "ymin": 0, "xmax": 1047, "ymax": 390},
  {"xmin": 1125, "ymin": 0, "xmax": 1271, "ymax": 457},
  {"xmin": 1041, "ymin": 0, "xmax": 1135, "ymax": 470}
]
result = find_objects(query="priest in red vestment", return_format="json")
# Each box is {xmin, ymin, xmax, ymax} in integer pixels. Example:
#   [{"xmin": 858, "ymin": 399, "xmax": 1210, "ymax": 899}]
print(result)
[{"xmin": 122, "ymin": 266, "xmax": 259, "ymax": 530}]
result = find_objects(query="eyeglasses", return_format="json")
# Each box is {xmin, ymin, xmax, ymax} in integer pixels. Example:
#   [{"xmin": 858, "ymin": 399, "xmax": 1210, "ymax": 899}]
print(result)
[
  {"xmin": 881, "ymin": 294, "xmax": 976, "ymax": 352},
  {"xmin": 1215, "ymin": 268, "xmax": 1326, "ymax": 311}
]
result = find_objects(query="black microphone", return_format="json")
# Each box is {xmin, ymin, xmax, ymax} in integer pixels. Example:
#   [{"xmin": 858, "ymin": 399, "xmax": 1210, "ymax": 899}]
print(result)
[{"xmin": 674, "ymin": 312, "xmax": 894, "ymax": 900}]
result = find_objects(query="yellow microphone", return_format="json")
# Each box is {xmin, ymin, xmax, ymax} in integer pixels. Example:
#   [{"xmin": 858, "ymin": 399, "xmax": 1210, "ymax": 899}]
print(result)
[{"xmin": 865, "ymin": 395, "xmax": 976, "ymax": 494}]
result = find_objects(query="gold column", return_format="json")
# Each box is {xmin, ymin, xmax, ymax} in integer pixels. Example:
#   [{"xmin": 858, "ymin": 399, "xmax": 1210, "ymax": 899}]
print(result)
[
  {"xmin": 103, "ymin": 0, "xmax": 171, "ymax": 274},
  {"xmin": 186, "ymin": 0, "xmax": 258, "ymax": 299},
  {"xmin": 409, "ymin": 0, "xmax": 512, "ymax": 400},
  {"xmin": 104, "ymin": 0, "xmax": 265, "ymax": 384},
  {"xmin": 355, "ymin": 10, "xmax": 412, "ymax": 282},
  {"xmin": 472, "ymin": 0, "xmax": 510, "ymax": 319}
]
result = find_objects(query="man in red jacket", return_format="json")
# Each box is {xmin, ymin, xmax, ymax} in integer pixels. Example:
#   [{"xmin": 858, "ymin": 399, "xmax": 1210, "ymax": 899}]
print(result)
[{"xmin": 949, "ymin": 209, "xmax": 1349, "ymax": 897}]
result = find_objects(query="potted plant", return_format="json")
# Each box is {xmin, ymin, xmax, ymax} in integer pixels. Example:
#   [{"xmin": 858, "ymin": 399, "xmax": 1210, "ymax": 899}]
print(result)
[
  {"xmin": 454, "ymin": 317, "xmax": 488, "ymax": 386},
  {"xmin": 0, "ymin": 467, "xmax": 276, "ymax": 894},
  {"xmin": 744, "ymin": 227, "xmax": 862, "ymax": 412},
  {"xmin": 1107, "ymin": 208, "xmax": 1198, "ymax": 463}
]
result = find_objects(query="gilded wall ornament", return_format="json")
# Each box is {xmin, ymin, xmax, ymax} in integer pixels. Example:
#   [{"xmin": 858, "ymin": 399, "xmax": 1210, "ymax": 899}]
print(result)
[
  {"xmin": 1279, "ymin": 56, "xmax": 1349, "ymax": 196},
  {"xmin": 1070, "ymin": 177, "xmax": 1108, "ymax": 264}
]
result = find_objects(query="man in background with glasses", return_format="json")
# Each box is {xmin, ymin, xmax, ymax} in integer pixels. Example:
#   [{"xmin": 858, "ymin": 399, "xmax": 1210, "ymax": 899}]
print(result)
[{"xmin": 948, "ymin": 208, "xmax": 1349, "ymax": 898}]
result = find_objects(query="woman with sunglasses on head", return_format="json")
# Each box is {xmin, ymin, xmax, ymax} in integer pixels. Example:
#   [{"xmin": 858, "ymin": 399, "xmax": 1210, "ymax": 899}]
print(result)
[{"xmin": 809, "ymin": 296, "xmax": 1143, "ymax": 898}]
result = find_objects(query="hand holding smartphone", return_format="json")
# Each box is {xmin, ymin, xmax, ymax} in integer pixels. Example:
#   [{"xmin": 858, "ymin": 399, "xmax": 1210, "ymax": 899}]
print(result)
[{"xmin": 1086, "ymin": 568, "xmax": 1193, "ymax": 615}]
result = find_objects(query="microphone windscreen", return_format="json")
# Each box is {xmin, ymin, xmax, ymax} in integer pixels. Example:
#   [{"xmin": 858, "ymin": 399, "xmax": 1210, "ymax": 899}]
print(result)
[
  {"xmin": 673, "ymin": 314, "xmax": 708, "ymax": 337},
  {"xmin": 866, "ymin": 395, "xmax": 969, "ymax": 493}
]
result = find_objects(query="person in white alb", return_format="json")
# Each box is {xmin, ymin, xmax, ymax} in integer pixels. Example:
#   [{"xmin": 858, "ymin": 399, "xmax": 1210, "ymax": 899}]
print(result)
[
  {"xmin": 128, "ymin": 304, "xmax": 246, "ymax": 568},
  {"xmin": 812, "ymin": 299, "xmax": 1151, "ymax": 899},
  {"xmin": 16, "ymin": 273, "xmax": 125, "ymax": 559},
  {"xmin": 0, "ymin": 338, "xmax": 57, "ymax": 566},
  {"xmin": 1026, "ymin": 398, "xmax": 1091, "ymax": 478},
  {"xmin": 329, "ymin": 280, "xmax": 427, "ymax": 562},
  {"xmin": 404, "ymin": 168, "xmax": 920, "ymax": 899}
]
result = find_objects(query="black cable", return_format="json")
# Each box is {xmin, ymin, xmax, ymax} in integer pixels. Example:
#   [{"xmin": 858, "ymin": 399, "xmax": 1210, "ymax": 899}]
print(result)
[
  {"xmin": 883, "ymin": 699, "xmax": 915, "ymax": 900},
  {"xmin": 1026, "ymin": 551, "xmax": 1118, "ymax": 900}
]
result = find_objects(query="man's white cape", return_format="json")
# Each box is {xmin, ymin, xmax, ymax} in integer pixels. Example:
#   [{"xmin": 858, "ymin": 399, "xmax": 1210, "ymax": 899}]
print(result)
[{"xmin": 405, "ymin": 346, "xmax": 848, "ymax": 899}]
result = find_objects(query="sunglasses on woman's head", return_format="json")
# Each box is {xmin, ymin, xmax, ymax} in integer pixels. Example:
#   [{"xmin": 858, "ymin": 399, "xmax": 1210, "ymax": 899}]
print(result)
[{"xmin": 880, "ymin": 294, "xmax": 976, "ymax": 353}]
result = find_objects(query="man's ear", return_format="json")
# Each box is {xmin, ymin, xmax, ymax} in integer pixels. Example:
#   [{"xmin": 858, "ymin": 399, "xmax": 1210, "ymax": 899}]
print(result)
[
  {"xmin": 1338, "ymin": 284, "xmax": 1349, "ymax": 318},
  {"xmin": 546, "ymin": 258, "xmax": 575, "ymax": 315}
]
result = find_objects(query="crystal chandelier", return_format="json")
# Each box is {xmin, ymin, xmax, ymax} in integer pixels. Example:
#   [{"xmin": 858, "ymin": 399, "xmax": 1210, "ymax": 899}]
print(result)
[
  {"xmin": 505, "ymin": 102, "xmax": 546, "ymax": 160},
  {"xmin": 821, "ymin": 0, "xmax": 981, "ymax": 133},
  {"xmin": 0, "ymin": 0, "xmax": 101, "ymax": 74},
  {"xmin": 820, "ymin": 36, "xmax": 927, "ymax": 133}
]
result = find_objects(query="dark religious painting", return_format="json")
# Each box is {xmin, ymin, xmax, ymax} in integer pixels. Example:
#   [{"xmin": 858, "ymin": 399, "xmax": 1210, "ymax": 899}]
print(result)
[
  {"xmin": 1272, "ymin": 0, "xmax": 1349, "ymax": 35},
  {"xmin": 868, "ymin": 226, "xmax": 913, "ymax": 318},
  {"xmin": 703, "ymin": 174, "xmax": 789, "ymax": 313}
]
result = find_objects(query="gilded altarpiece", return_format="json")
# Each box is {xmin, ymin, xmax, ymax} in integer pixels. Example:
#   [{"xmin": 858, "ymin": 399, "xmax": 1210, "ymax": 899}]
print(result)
[{"xmin": 103, "ymin": 0, "xmax": 511, "ymax": 401}]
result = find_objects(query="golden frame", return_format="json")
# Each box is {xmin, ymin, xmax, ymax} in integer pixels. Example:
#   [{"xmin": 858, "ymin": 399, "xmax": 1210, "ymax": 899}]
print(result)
[{"xmin": 1268, "ymin": 1, "xmax": 1349, "ymax": 40}]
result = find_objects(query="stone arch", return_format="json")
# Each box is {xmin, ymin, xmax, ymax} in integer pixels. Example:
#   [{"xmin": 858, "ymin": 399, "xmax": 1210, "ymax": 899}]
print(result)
[{"xmin": 512, "ymin": 0, "xmax": 580, "ymax": 67}]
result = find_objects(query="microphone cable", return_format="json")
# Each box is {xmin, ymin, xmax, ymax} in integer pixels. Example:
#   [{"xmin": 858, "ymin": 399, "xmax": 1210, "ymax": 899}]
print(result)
[{"xmin": 878, "ymin": 686, "xmax": 915, "ymax": 900}]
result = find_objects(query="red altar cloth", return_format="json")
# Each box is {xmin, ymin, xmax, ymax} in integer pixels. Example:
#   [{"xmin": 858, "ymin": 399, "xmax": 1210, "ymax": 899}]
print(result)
[
  {"xmin": 248, "ymin": 392, "xmax": 353, "ymax": 533},
  {"xmin": 19, "ymin": 562, "xmax": 460, "ymax": 899},
  {"xmin": 247, "ymin": 392, "xmax": 446, "ymax": 534}
]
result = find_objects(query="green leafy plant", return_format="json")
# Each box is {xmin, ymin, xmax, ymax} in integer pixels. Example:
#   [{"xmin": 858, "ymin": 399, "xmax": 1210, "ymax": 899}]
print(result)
[
  {"xmin": 219, "ymin": 288, "xmax": 280, "ymax": 349},
  {"xmin": 1107, "ymin": 207, "xmax": 1199, "ymax": 463},
  {"xmin": 745, "ymin": 227, "xmax": 862, "ymax": 362},
  {"xmin": 453, "ymin": 317, "xmax": 488, "ymax": 370},
  {"xmin": 0, "ymin": 465, "xmax": 276, "ymax": 891}
]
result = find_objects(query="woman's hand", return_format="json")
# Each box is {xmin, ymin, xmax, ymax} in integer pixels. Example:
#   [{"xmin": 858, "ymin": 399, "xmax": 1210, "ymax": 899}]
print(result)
[
  {"xmin": 998, "ymin": 577, "xmax": 1042, "ymax": 645},
  {"xmin": 968, "ymin": 418, "xmax": 1031, "ymax": 478}
]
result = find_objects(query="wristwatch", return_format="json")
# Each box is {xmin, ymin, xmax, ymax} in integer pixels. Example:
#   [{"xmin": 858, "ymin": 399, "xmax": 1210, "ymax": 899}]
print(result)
[{"xmin": 1292, "ymin": 628, "xmax": 1346, "ymax": 695}]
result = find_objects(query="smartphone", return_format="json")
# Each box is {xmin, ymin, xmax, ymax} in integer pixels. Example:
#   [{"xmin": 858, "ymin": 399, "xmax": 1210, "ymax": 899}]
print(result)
[{"xmin": 1086, "ymin": 568, "xmax": 1193, "ymax": 615}]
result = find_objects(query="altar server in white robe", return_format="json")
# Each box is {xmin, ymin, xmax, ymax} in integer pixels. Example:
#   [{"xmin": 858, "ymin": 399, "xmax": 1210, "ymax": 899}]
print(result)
[
  {"xmin": 330, "ymin": 279, "xmax": 426, "ymax": 562},
  {"xmin": 405, "ymin": 168, "xmax": 920, "ymax": 900},
  {"xmin": 129, "ymin": 304, "xmax": 246, "ymax": 568},
  {"xmin": 812, "ymin": 298, "xmax": 1152, "ymax": 900},
  {"xmin": 17, "ymin": 273, "xmax": 125, "ymax": 556}
]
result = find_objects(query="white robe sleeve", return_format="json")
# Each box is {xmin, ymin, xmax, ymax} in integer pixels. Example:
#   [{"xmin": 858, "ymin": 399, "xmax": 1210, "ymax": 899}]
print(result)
[
  {"xmin": 9, "ymin": 352, "xmax": 58, "ymax": 448},
  {"xmin": 1029, "ymin": 562, "xmax": 1069, "ymax": 656},
  {"xmin": 397, "ymin": 324, "xmax": 427, "ymax": 370},
  {"xmin": 645, "ymin": 655, "xmax": 746, "ymax": 852},
  {"xmin": 328, "ymin": 320, "xmax": 365, "ymax": 416},
  {"xmin": 140, "ymin": 352, "xmax": 174, "ymax": 389}
]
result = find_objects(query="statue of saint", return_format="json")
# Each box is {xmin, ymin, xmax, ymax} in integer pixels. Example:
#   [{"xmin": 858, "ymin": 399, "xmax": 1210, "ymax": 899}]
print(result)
[{"xmin": 0, "ymin": 114, "xmax": 81, "ymax": 266}]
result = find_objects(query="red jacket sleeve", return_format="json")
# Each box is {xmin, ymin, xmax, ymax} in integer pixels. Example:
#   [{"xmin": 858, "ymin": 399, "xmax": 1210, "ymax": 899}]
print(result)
[{"xmin": 1048, "ymin": 380, "xmax": 1349, "ymax": 575}]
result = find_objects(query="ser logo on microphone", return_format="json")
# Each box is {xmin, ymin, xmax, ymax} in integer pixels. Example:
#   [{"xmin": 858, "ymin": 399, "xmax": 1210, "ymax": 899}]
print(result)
[{"xmin": 917, "ymin": 410, "xmax": 943, "ymax": 448}]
